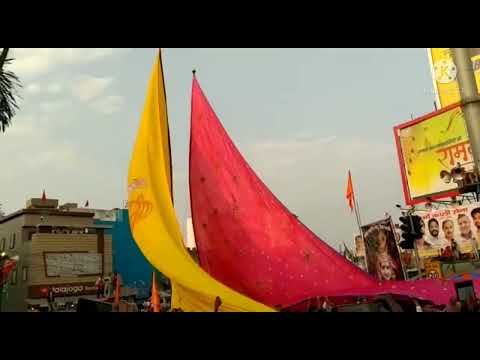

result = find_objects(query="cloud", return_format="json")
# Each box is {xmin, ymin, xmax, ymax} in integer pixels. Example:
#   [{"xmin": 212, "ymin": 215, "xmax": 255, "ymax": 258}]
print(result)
[
  {"xmin": 47, "ymin": 83, "xmax": 63, "ymax": 94},
  {"xmin": 0, "ymin": 112, "xmax": 111, "ymax": 214},
  {"xmin": 90, "ymin": 95, "xmax": 124, "ymax": 114},
  {"xmin": 71, "ymin": 76, "xmax": 114, "ymax": 102},
  {"xmin": 24, "ymin": 82, "xmax": 63, "ymax": 97},
  {"xmin": 5, "ymin": 117, "xmax": 37, "ymax": 136},
  {"xmin": 244, "ymin": 135, "xmax": 404, "ymax": 248},
  {"xmin": 39, "ymin": 100, "xmax": 69, "ymax": 113},
  {"xmin": 8, "ymin": 48, "xmax": 129, "ymax": 78},
  {"xmin": 25, "ymin": 83, "xmax": 41, "ymax": 95}
]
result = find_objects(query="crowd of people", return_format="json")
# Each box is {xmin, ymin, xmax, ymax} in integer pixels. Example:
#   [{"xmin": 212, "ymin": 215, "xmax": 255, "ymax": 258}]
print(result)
[
  {"xmin": 300, "ymin": 295, "xmax": 480, "ymax": 312},
  {"xmin": 95, "ymin": 272, "xmax": 120, "ymax": 299}
]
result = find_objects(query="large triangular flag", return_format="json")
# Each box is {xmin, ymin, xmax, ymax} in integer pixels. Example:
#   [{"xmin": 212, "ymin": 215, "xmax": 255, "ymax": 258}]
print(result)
[
  {"xmin": 189, "ymin": 75, "xmax": 376, "ymax": 308},
  {"xmin": 85, "ymin": 200, "xmax": 89, "ymax": 208},
  {"xmin": 151, "ymin": 272, "xmax": 161, "ymax": 312},
  {"xmin": 346, "ymin": 171, "xmax": 355, "ymax": 212},
  {"xmin": 127, "ymin": 50, "xmax": 273, "ymax": 312},
  {"xmin": 41, "ymin": 190, "xmax": 46, "ymax": 203}
]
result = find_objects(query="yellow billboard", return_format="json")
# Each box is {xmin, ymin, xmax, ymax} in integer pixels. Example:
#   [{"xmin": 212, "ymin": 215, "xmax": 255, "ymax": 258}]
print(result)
[
  {"xmin": 427, "ymin": 48, "xmax": 480, "ymax": 108},
  {"xmin": 394, "ymin": 104, "xmax": 474, "ymax": 205}
]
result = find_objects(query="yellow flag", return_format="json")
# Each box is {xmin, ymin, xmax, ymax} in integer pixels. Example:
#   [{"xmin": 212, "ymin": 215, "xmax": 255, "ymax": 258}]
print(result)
[{"xmin": 127, "ymin": 50, "xmax": 273, "ymax": 312}]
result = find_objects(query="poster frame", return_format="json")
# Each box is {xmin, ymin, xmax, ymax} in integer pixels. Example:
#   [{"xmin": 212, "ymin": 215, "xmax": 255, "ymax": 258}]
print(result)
[{"xmin": 393, "ymin": 102, "xmax": 463, "ymax": 205}]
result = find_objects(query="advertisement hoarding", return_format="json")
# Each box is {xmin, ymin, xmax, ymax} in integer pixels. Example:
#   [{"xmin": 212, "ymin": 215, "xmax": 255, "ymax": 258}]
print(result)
[
  {"xmin": 427, "ymin": 48, "xmax": 480, "ymax": 109},
  {"xmin": 44, "ymin": 252, "xmax": 102, "ymax": 277},
  {"xmin": 361, "ymin": 218, "xmax": 405, "ymax": 281},
  {"xmin": 415, "ymin": 202, "xmax": 480, "ymax": 259},
  {"xmin": 394, "ymin": 103, "xmax": 473, "ymax": 205}
]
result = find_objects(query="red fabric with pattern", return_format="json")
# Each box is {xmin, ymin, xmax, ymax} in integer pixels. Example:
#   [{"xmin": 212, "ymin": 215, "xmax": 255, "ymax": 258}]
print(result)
[
  {"xmin": 189, "ymin": 76, "xmax": 480, "ymax": 307},
  {"xmin": 189, "ymin": 76, "xmax": 376, "ymax": 307}
]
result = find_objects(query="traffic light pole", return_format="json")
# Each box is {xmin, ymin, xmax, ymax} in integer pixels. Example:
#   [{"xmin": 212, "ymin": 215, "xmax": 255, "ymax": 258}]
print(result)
[
  {"xmin": 407, "ymin": 210, "xmax": 422, "ymax": 277},
  {"xmin": 452, "ymin": 49, "xmax": 480, "ymax": 170},
  {"xmin": 0, "ymin": 258, "xmax": 5, "ymax": 312}
]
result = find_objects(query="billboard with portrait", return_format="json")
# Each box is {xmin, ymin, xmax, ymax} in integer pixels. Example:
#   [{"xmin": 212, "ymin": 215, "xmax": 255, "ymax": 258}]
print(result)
[
  {"xmin": 415, "ymin": 203, "xmax": 480, "ymax": 259},
  {"xmin": 394, "ymin": 104, "xmax": 474, "ymax": 205},
  {"xmin": 361, "ymin": 218, "xmax": 405, "ymax": 281}
]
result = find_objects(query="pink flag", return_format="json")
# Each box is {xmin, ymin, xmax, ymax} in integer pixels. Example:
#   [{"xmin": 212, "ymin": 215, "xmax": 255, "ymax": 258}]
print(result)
[{"xmin": 189, "ymin": 76, "xmax": 376, "ymax": 307}]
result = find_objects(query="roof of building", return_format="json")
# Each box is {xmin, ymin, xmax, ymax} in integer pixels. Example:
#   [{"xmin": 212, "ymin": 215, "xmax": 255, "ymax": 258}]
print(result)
[{"xmin": 0, "ymin": 208, "xmax": 95, "ymax": 224}]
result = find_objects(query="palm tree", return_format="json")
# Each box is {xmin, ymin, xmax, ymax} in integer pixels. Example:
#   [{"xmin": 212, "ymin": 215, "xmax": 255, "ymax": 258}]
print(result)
[{"xmin": 0, "ymin": 48, "xmax": 21, "ymax": 133}]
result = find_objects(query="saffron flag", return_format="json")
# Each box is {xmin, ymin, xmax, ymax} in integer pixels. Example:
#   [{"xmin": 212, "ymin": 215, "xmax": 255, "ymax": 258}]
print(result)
[
  {"xmin": 41, "ymin": 190, "xmax": 46, "ymax": 203},
  {"xmin": 189, "ymin": 75, "xmax": 376, "ymax": 308},
  {"xmin": 346, "ymin": 171, "xmax": 354, "ymax": 212},
  {"xmin": 127, "ymin": 50, "xmax": 273, "ymax": 312},
  {"xmin": 0, "ymin": 259, "xmax": 17, "ymax": 286},
  {"xmin": 114, "ymin": 274, "xmax": 121, "ymax": 305},
  {"xmin": 151, "ymin": 272, "xmax": 161, "ymax": 312}
]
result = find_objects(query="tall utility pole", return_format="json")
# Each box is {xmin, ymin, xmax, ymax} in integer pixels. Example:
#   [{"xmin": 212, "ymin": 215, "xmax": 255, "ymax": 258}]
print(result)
[{"xmin": 452, "ymin": 48, "xmax": 480, "ymax": 169}]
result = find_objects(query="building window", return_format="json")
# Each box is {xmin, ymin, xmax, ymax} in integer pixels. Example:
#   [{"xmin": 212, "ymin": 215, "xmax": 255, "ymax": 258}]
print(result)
[
  {"xmin": 22, "ymin": 267, "xmax": 28, "ymax": 282},
  {"xmin": 28, "ymin": 231, "xmax": 36, "ymax": 241},
  {"xmin": 11, "ymin": 269, "xmax": 17, "ymax": 285},
  {"xmin": 0, "ymin": 237, "xmax": 5, "ymax": 251},
  {"xmin": 9, "ymin": 234, "xmax": 16, "ymax": 249}
]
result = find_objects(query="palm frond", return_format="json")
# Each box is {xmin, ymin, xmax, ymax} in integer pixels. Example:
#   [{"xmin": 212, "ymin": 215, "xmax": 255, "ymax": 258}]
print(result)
[{"xmin": 0, "ymin": 58, "xmax": 22, "ymax": 132}]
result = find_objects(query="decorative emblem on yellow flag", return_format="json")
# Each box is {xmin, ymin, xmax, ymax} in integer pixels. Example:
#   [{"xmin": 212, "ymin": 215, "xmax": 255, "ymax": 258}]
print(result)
[{"xmin": 128, "ymin": 194, "xmax": 153, "ymax": 230}]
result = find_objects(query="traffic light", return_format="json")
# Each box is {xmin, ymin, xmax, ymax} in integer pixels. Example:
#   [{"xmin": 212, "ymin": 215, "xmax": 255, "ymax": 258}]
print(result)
[
  {"xmin": 398, "ymin": 215, "xmax": 423, "ymax": 250},
  {"xmin": 411, "ymin": 215, "xmax": 423, "ymax": 236}
]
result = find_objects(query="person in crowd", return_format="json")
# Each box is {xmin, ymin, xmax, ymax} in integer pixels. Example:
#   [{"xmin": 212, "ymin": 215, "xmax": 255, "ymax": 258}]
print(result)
[
  {"xmin": 466, "ymin": 296, "xmax": 477, "ymax": 312},
  {"xmin": 47, "ymin": 287, "xmax": 55, "ymax": 312},
  {"xmin": 143, "ymin": 299, "xmax": 151, "ymax": 312},
  {"xmin": 103, "ymin": 274, "xmax": 112, "ymax": 297},
  {"xmin": 452, "ymin": 239, "xmax": 460, "ymax": 260},
  {"xmin": 214, "ymin": 296, "xmax": 222, "ymax": 312},
  {"xmin": 373, "ymin": 296, "xmax": 392, "ymax": 312},
  {"xmin": 112, "ymin": 272, "xmax": 122, "ymax": 297},
  {"xmin": 475, "ymin": 299, "xmax": 480, "ymax": 312},
  {"xmin": 427, "ymin": 218, "xmax": 447, "ymax": 248},
  {"xmin": 445, "ymin": 297, "xmax": 461, "ymax": 312},
  {"xmin": 413, "ymin": 299, "xmax": 423, "ymax": 312},
  {"xmin": 95, "ymin": 276, "xmax": 105, "ymax": 299},
  {"xmin": 325, "ymin": 297, "xmax": 335, "ymax": 312}
]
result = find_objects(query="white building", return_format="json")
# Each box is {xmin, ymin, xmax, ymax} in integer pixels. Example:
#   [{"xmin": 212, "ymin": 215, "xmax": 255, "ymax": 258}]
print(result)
[{"xmin": 184, "ymin": 217, "xmax": 196, "ymax": 250}]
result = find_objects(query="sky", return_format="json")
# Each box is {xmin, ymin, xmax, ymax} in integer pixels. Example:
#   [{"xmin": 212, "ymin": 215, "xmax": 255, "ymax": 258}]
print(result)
[{"xmin": 1, "ymin": 48, "xmax": 437, "ymax": 249}]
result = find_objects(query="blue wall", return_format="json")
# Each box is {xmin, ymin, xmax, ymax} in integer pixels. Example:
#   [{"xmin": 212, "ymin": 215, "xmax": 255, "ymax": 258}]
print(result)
[{"xmin": 95, "ymin": 209, "xmax": 154, "ymax": 289}]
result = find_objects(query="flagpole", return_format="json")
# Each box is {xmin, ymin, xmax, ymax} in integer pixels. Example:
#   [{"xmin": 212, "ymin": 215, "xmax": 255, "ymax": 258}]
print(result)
[
  {"xmin": 349, "ymin": 172, "xmax": 367, "ymax": 270},
  {"xmin": 352, "ymin": 178, "xmax": 363, "ymax": 238},
  {"xmin": 353, "ymin": 190, "xmax": 363, "ymax": 228}
]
